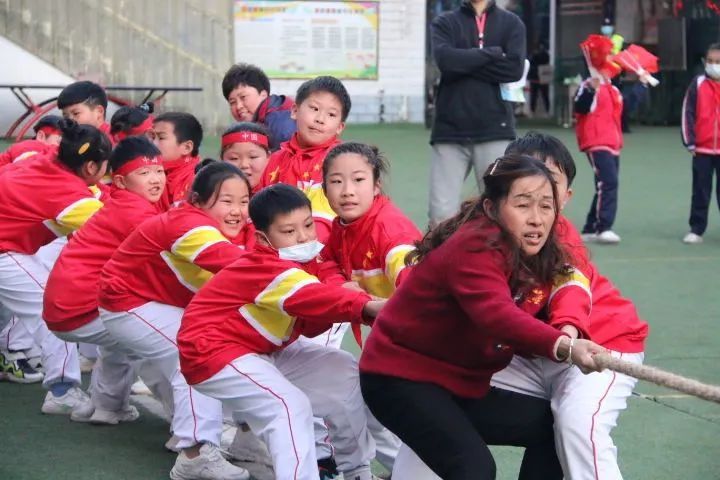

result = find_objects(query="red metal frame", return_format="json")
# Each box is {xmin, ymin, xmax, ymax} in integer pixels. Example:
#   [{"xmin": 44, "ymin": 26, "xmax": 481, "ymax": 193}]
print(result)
[{"xmin": 1, "ymin": 84, "xmax": 202, "ymax": 141}]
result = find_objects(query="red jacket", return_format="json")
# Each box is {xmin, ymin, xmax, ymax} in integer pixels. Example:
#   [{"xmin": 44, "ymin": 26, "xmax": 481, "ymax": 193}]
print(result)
[
  {"xmin": 43, "ymin": 188, "xmax": 162, "ymax": 332},
  {"xmin": 0, "ymin": 155, "xmax": 104, "ymax": 254},
  {"xmin": 158, "ymin": 155, "xmax": 199, "ymax": 211},
  {"xmin": 260, "ymin": 134, "xmax": 340, "ymax": 241},
  {"xmin": 359, "ymin": 218, "xmax": 565, "ymax": 399},
  {"xmin": 322, "ymin": 195, "xmax": 422, "ymax": 298},
  {"xmin": 682, "ymin": 75, "xmax": 720, "ymax": 155},
  {"xmin": 545, "ymin": 216, "xmax": 648, "ymax": 352},
  {"xmin": 0, "ymin": 140, "xmax": 58, "ymax": 169},
  {"xmin": 574, "ymin": 80, "xmax": 623, "ymax": 155},
  {"xmin": 178, "ymin": 244, "xmax": 371, "ymax": 385},
  {"xmin": 98, "ymin": 202, "xmax": 248, "ymax": 312}
]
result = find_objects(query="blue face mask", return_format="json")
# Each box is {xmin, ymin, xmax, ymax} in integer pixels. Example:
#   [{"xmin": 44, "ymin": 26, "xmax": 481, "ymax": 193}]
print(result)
[{"xmin": 601, "ymin": 26, "xmax": 614, "ymax": 36}]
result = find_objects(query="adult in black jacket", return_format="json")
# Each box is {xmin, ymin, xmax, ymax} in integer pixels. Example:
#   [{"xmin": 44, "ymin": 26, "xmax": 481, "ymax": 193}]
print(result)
[{"xmin": 429, "ymin": 0, "xmax": 526, "ymax": 227}]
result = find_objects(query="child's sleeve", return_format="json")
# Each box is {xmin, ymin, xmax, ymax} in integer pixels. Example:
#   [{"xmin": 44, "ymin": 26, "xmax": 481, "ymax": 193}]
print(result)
[
  {"xmin": 312, "ymin": 245, "xmax": 348, "ymax": 286},
  {"xmin": 546, "ymin": 266, "xmax": 593, "ymax": 339},
  {"xmin": 574, "ymin": 80, "xmax": 596, "ymax": 114},
  {"xmin": 681, "ymin": 80, "xmax": 698, "ymax": 151},
  {"xmin": 48, "ymin": 195, "xmax": 104, "ymax": 236},
  {"xmin": 170, "ymin": 226, "xmax": 245, "ymax": 273},
  {"xmin": 431, "ymin": 16, "xmax": 522, "ymax": 82}
]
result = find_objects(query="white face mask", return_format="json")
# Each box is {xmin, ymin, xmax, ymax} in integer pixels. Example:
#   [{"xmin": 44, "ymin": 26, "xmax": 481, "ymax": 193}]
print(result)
[
  {"xmin": 706, "ymin": 64, "xmax": 720, "ymax": 80},
  {"xmin": 277, "ymin": 240, "xmax": 325, "ymax": 264}
]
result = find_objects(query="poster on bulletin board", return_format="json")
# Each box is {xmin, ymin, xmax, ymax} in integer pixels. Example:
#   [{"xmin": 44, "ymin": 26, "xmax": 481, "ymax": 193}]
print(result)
[{"xmin": 233, "ymin": 1, "xmax": 379, "ymax": 79}]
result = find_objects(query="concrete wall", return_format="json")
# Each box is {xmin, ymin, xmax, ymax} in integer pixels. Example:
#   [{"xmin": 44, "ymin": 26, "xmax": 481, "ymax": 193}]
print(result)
[{"xmin": 261, "ymin": 0, "xmax": 427, "ymax": 124}]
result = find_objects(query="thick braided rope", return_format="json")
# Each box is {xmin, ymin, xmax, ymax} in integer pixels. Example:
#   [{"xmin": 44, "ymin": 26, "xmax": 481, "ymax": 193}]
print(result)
[{"xmin": 594, "ymin": 353, "xmax": 720, "ymax": 404}]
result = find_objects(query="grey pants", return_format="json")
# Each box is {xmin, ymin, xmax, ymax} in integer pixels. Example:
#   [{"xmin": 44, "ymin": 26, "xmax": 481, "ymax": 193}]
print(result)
[{"xmin": 428, "ymin": 140, "xmax": 510, "ymax": 226}]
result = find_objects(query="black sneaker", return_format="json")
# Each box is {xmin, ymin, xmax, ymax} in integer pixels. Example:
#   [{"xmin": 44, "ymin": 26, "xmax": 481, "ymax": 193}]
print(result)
[
  {"xmin": 318, "ymin": 457, "xmax": 339, "ymax": 479},
  {"xmin": 0, "ymin": 350, "xmax": 44, "ymax": 384}
]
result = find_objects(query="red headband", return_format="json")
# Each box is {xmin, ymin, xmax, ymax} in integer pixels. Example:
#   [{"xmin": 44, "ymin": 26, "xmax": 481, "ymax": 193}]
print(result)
[
  {"xmin": 114, "ymin": 115, "xmax": 155, "ymax": 142},
  {"xmin": 114, "ymin": 155, "xmax": 162, "ymax": 177},
  {"xmin": 36, "ymin": 126, "xmax": 61, "ymax": 137},
  {"xmin": 222, "ymin": 131, "xmax": 269, "ymax": 149}
]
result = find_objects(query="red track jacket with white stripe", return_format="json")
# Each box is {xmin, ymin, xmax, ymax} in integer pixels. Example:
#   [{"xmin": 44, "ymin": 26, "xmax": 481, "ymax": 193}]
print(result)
[
  {"xmin": 574, "ymin": 79, "xmax": 623, "ymax": 155},
  {"xmin": 682, "ymin": 75, "xmax": 720, "ymax": 155},
  {"xmin": 98, "ymin": 202, "xmax": 248, "ymax": 312},
  {"xmin": 44, "ymin": 188, "xmax": 162, "ymax": 332},
  {"xmin": 178, "ymin": 244, "xmax": 371, "ymax": 385},
  {"xmin": 322, "ymin": 195, "xmax": 422, "ymax": 299},
  {"xmin": 0, "ymin": 155, "xmax": 104, "ymax": 254},
  {"xmin": 0, "ymin": 140, "xmax": 58, "ymax": 169}
]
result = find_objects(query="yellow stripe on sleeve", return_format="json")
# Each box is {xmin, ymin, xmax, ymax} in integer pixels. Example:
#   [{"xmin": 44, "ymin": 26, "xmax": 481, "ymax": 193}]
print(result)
[
  {"xmin": 240, "ymin": 268, "xmax": 320, "ymax": 346},
  {"xmin": 54, "ymin": 197, "xmax": 104, "ymax": 233},
  {"xmin": 549, "ymin": 267, "xmax": 591, "ymax": 303},
  {"xmin": 171, "ymin": 226, "xmax": 228, "ymax": 263},
  {"xmin": 304, "ymin": 184, "xmax": 336, "ymax": 222},
  {"xmin": 384, "ymin": 244, "xmax": 416, "ymax": 288}
]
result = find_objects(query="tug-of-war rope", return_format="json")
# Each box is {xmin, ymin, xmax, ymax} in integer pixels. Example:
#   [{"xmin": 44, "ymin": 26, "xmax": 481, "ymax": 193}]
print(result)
[{"xmin": 594, "ymin": 353, "xmax": 720, "ymax": 404}]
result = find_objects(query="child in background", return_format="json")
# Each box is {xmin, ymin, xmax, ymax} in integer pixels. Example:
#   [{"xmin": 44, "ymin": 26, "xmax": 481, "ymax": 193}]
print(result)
[
  {"xmin": 0, "ymin": 115, "xmax": 62, "ymax": 168},
  {"xmin": 0, "ymin": 119, "xmax": 110, "ymax": 414},
  {"xmin": 98, "ymin": 161, "xmax": 252, "ymax": 480},
  {"xmin": 43, "ymin": 136, "xmax": 165, "ymax": 425},
  {"xmin": 220, "ymin": 122, "xmax": 271, "ymax": 193},
  {"xmin": 260, "ymin": 76, "xmax": 351, "ymax": 242},
  {"xmin": 681, "ymin": 43, "xmax": 720, "ymax": 244},
  {"xmin": 222, "ymin": 63, "xmax": 296, "ymax": 150},
  {"xmin": 152, "ymin": 112, "xmax": 203, "ymax": 210},
  {"xmin": 57, "ymin": 80, "xmax": 113, "ymax": 143},
  {"xmin": 574, "ymin": 48, "xmax": 624, "ymax": 244},
  {"xmin": 110, "ymin": 102, "xmax": 155, "ymax": 143},
  {"xmin": 178, "ymin": 184, "xmax": 383, "ymax": 480}
]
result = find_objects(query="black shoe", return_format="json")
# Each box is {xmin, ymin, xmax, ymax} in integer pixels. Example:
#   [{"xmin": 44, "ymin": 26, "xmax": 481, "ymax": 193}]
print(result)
[
  {"xmin": 0, "ymin": 350, "xmax": 44, "ymax": 384},
  {"xmin": 318, "ymin": 457, "xmax": 339, "ymax": 479}
]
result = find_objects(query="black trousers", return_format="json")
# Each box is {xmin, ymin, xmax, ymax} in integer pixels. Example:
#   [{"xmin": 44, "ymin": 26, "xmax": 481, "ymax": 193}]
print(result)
[
  {"xmin": 689, "ymin": 153, "xmax": 720, "ymax": 235},
  {"xmin": 530, "ymin": 83, "xmax": 549, "ymax": 113},
  {"xmin": 360, "ymin": 373, "xmax": 562, "ymax": 480},
  {"xmin": 583, "ymin": 150, "xmax": 620, "ymax": 234}
]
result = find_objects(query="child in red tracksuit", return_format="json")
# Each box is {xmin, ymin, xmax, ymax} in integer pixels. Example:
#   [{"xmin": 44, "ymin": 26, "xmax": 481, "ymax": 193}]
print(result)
[
  {"xmin": 318, "ymin": 142, "xmax": 422, "ymax": 349},
  {"xmin": 178, "ymin": 184, "xmax": 383, "ymax": 480},
  {"xmin": 574, "ymin": 75, "xmax": 624, "ymax": 244},
  {"xmin": 43, "ymin": 136, "xmax": 165, "ymax": 425},
  {"xmin": 0, "ymin": 115, "xmax": 62, "ymax": 168},
  {"xmin": 152, "ymin": 112, "xmax": 203, "ymax": 210},
  {"xmin": 98, "ymin": 161, "xmax": 252, "ymax": 480},
  {"xmin": 110, "ymin": 102, "xmax": 155, "ymax": 144},
  {"xmin": 0, "ymin": 119, "xmax": 110, "ymax": 414},
  {"xmin": 259, "ymin": 76, "xmax": 351, "ymax": 242},
  {"xmin": 681, "ymin": 43, "xmax": 720, "ymax": 244}
]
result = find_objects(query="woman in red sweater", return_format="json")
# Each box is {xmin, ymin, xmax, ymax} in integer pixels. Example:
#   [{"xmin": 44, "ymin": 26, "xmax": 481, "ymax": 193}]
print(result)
[{"xmin": 359, "ymin": 155, "xmax": 607, "ymax": 480}]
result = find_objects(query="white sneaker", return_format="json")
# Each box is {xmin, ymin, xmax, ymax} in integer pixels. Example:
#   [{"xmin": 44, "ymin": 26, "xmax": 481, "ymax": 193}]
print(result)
[
  {"xmin": 581, "ymin": 232, "xmax": 598, "ymax": 243},
  {"xmin": 41, "ymin": 387, "xmax": 90, "ymax": 415},
  {"xmin": 683, "ymin": 232, "xmax": 703, "ymax": 244},
  {"xmin": 130, "ymin": 377, "xmax": 152, "ymax": 395},
  {"xmin": 69, "ymin": 399, "xmax": 95, "ymax": 422},
  {"xmin": 597, "ymin": 230, "xmax": 621, "ymax": 244},
  {"xmin": 170, "ymin": 443, "xmax": 250, "ymax": 480},
  {"xmin": 70, "ymin": 403, "xmax": 140, "ymax": 425}
]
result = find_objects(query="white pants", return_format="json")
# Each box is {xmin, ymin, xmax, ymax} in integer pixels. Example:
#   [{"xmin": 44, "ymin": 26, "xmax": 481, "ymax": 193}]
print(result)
[
  {"xmin": 53, "ymin": 317, "xmax": 138, "ymax": 411},
  {"xmin": 195, "ymin": 339, "xmax": 374, "ymax": 480},
  {"xmin": 0, "ymin": 252, "xmax": 80, "ymax": 388},
  {"xmin": 429, "ymin": 140, "xmax": 510, "ymax": 226},
  {"xmin": 491, "ymin": 352, "xmax": 644, "ymax": 480},
  {"xmin": 101, "ymin": 302, "xmax": 223, "ymax": 448},
  {"xmin": 303, "ymin": 323, "xmax": 350, "ymax": 350},
  {"xmin": 1, "ymin": 309, "xmax": 35, "ymax": 351}
]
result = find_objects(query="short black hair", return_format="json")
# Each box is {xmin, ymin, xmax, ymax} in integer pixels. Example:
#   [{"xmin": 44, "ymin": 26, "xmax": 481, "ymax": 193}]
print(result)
[
  {"xmin": 191, "ymin": 159, "xmax": 251, "ymax": 205},
  {"xmin": 296, "ymin": 76, "xmax": 352, "ymax": 122},
  {"xmin": 57, "ymin": 81, "xmax": 108, "ymax": 110},
  {"xmin": 222, "ymin": 63, "xmax": 271, "ymax": 100},
  {"xmin": 57, "ymin": 118, "xmax": 112, "ymax": 173},
  {"xmin": 505, "ymin": 131, "xmax": 577, "ymax": 186},
  {"xmin": 110, "ymin": 102, "xmax": 154, "ymax": 135},
  {"xmin": 323, "ymin": 142, "xmax": 388, "ymax": 184},
  {"xmin": 153, "ymin": 112, "xmax": 203, "ymax": 156},
  {"xmin": 110, "ymin": 136, "xmax": 161, "ymax": 173},
  {"xmin": 249, "ymin": 184, "xmax": 311, "ymax": 232},
  {"xmin": 221, "ymin": 121, "xmax": 271, "ymax": 154},
  {"xmin": 33, "ymin": 115, "xmax": 63, "ymax": 135},
  {"xmin": 707, "ymin": 43, "xmax": 720, "ymax": 57}
]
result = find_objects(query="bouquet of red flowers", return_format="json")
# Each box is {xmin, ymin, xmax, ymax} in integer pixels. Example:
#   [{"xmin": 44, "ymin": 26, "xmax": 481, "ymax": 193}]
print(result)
[{"xmin": 580, "ymin": 34, "xmax": 622, "ymax": 80}]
